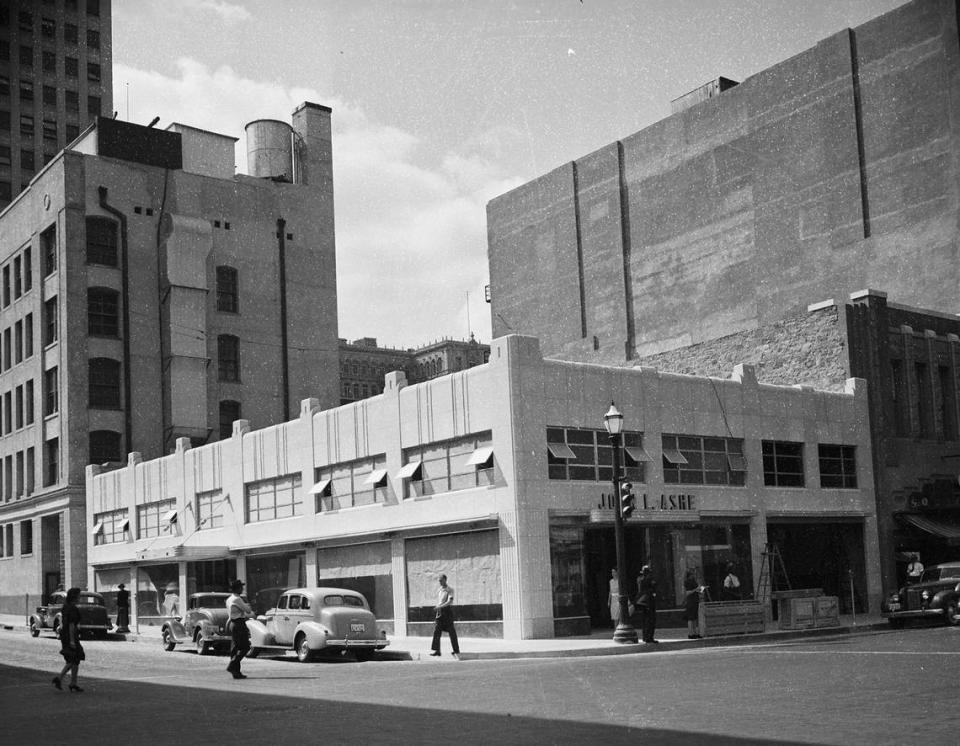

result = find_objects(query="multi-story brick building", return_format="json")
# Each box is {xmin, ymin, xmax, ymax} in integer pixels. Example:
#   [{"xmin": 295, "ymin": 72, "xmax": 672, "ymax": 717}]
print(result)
[
  {"xmin": 0, "ymin": 104, "xmax": 339, "ymax": 611},
  {"xmin": 1, "ymin": 0, "xmax": 113, "ymax": 207},
  {"xmin": 339, "ymin": 335, "xmax": 490, "ymax": 405},
  {"xmin": 86, "ymin": 334, "xmax": 880, "ymax": 639},
  {"xmin": 486, "ymin": 0, "xmax": 960, "ymax": 366}
]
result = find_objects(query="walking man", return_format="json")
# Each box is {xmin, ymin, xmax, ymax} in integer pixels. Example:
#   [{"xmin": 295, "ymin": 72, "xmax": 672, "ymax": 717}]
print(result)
[
  {"xmin": 115, "ymin": 583, "xmax": 130, "ymax": 633},
  {"xmin": 430, "ymin": 574, "xmax": 460, "ymax": 659},
  {"xmin": 226, "ymin": 579, "xmax": 254, "ymax": 679}
]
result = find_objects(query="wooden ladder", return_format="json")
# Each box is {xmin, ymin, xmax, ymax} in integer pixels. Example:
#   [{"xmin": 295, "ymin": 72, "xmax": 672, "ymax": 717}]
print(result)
[{"xmin": 755, "ymin": 543, "xmax": 791, "ymax": 604}]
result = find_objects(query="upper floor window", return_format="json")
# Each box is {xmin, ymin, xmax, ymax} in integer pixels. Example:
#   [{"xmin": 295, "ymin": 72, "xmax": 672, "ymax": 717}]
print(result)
[
  {"xmin": 137, "ymin": 498, "xmax": 177, "ymax": 540},
  {"xmin": 86, "ymin": 28, "xmax": 99, "ymax": 48},
  {"xmin": 86, "ymin": 217, "xmax": 118, "ymax": 266},
  {"xmin": 92, "ymin": 509, "xmax": 128, "ymax": 545},
  {"xmin": 400, "ymin": 433, "xmax": 495, "ymax": 498},
  {"xmin": 87, "ymin": 287, "xmax": 119, "ymax": 337},
  {"xmin": 313, "ymin": 456, "xmax": 387, "ymax": 512},
  {"xmin": 547, "ymin": 427, "xmax": 648, "ymax": 483},
  {"xmin": 218, "ymin": 400, "xmax": 240, "ymax": 440},
  {"xmin": 245, "ymin": 474, "xmax": 302, "ymax": 523},
  {"xmin": 818, "ymin": 444, "xmax": 857, "ymax": 489},
  {"xmin": 41, "ymin": 224, "xmax": 56, "ymax": 276},
  {"xmin": 88, "ymin": 357, "xmax": 120, "ymax": 408},
  {"xmin": 44, "ymin": 296, "xmax": 58, "ymax": 345},
  {"xmin": 89, "ymin": 429, "xmax": 122, "ymax": 465},
  {"xmin": 44, "ymin": 437, "xmax": 59, "ymax": 487},
  {"xmin": 197, "ymin": 490, "xmax": 224, "ymax": 530},
  {"xmin": 43, "ymin": 366, "xmax": 58, "ymax": 415},
  {"xmin": 217, "ymin": 335, "xmax": 240, "ymax": 382},
  {"xmin": 662, "ymin": 434, "xmax": 746, "ymax": 486},
  {"xmin": 216, "ymin": 266, "xmax": 238, "ymax": 313},
  {"xmin": 762, "ymin": 441, "xmax": 804, "ymax": 487}
]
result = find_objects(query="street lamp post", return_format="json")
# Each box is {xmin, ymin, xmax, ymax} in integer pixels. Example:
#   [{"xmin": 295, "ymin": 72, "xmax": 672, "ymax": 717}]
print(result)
[{"xmin": 603, "ymin": 402, "xmax": 639, "ymax": 644}]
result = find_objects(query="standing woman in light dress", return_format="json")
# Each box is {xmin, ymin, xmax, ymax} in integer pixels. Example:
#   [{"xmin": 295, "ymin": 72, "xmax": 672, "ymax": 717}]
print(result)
[{"xmin": 608, "ymin": 568, "xmax": 621, "ymax": 625}]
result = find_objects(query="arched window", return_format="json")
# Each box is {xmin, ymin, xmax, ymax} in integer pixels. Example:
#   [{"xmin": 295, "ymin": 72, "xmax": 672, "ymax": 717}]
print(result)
[
  {"xmin": 89, "ymin": 429, "xmax": 122, "ymax": 464},
  {"xmin": 219, "ymin": 400, "xmax": 241, "ymax": 440},
  {"xmin": 86, "ymin": 216, "xmax": 118, "ymax": 266},
  {"xmin": 216, "ymin": 265, "xmax": 239, "ymax": 313},
  {"xmin": 217, "ymin": 334, "xmax": 240, "ymax": 382},
  {"xmin": 88, "ymin": 357, "xmax": 121, "ymax": 408},
  {"xmin": 87, "ymin": 287, "xmax": 119, "ymax": 337}
]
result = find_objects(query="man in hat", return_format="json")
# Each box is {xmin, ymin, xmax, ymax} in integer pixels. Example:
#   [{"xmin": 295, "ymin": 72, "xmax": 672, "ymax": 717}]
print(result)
[
  {"xmin": 226, "ymin": 579, "xmax": 254, "ymax": 679},
  {"xmin": 636, "ymin": 565, "xmax": 658, "ymax": 644},
  {"xmin": 116, "ymin": 583, "xmax": 130, "ymax": 633},
  {"xmin": 162, "ymin": 582, "xmax": 180, "ymax": 617}
]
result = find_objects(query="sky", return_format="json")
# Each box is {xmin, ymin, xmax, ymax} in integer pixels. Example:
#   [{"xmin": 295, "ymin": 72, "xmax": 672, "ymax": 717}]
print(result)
[{"xmin": 112, "ymin": 0, "xmax": 906, "ymax": 350}]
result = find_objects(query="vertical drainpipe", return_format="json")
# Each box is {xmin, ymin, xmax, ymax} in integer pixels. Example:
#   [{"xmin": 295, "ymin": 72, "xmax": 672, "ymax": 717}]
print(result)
[
  {"xmin": 97, "ymin": 186, "xmax": 133, "ymax": 454},
  {"xmin": 277, "ymin": 217, "xmax": 290, "ymax": 419}
]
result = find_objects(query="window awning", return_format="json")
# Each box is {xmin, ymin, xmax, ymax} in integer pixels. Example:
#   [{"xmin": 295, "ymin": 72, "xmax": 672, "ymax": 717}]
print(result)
[
  {"xmin": 364, "ymin": 468, "xmax": 388, "ymax": 486},
  {"xmin": 897, "ymin": 514, "xmax": 960, "ymax": 545},
  {"xmin": 397, "ymin": 461, "xmax": 422, "ymax": 479},
  {"xmin": 727, "ymin": 454, "xmax": 747, "ymax": 471},
  {"xmin": 163, "ymin": 509, "xmax": 178, "ymax": 524},
  {"xmin": 309, "ymin": 478, "xmax": 331, "ymax": 495},
  {"xmin": 662, "ymin": 447, "xmax": 688, "ymax": 465},
  {"xmin": 119, "ymin": 518, "xmax": 130, "ymax": 531},
  {"xmin": 547, "ymin": 443, "xmax": 576, "ymax": 459},
  {"xmin": 466, "ymin": 447, "xmax": 494, "ymax": 467},
  {"xmin": 91, "ymin": 521, "xmax": 104, "ymax": 536},
  {"xmin": 624, "ymin": 445, "xmax": 652, "ymax": 462}
]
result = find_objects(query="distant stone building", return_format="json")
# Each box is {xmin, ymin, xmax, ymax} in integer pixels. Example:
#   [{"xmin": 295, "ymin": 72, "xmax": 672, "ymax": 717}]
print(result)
[
  {"xmin": 339, "ymin": 335, "xmax": 490, "ymax": 405},
  {"xmin": 1, "ymin": 0, "xmax": 113, "ymax": 206},
  {"xmin": 0, "ymin": 103, "xmax": 339, "ymax": 611},
  {"xmin": 487, "ymin": 0, "xmax": 960, "ymax": 365}
]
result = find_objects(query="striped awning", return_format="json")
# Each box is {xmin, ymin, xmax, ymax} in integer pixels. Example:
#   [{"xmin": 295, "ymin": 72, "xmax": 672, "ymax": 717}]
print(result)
[{"xmin": 897, "ymin": 514, "xmax": 960, "ymax": 546}]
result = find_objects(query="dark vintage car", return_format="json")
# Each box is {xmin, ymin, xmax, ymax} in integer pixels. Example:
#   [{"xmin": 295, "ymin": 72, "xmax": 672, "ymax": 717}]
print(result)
[
  {"xmin": 29, "ymin": 590, "xmax": 112, "ymax": 638},
  {"xmin": 882, "ymin": 562, "xmax": 960, "ymax": 627},
  {"xmin": 246, "ymin": 587, "xmax": 389, "ymax": 662},
  {"xmin": 160, "ymin": 592, "xmax": 232, "ymax": 655}
]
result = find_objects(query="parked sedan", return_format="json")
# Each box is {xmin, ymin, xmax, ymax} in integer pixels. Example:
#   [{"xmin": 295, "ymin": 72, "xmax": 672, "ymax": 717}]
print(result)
[
  {"xmin": 160, "ymin": 592, "xmax": 232, "ymax": 655},
  {"xmin": 246, "ymin": 587, "xmax": 389, "ymax": 662},
  {"xmin": 29, "ymin": 590, "xmax": 112, "ymax": 639},
  {"xmin": 882, "ymin": 562, "xmax": 960, "ymax": 627}
]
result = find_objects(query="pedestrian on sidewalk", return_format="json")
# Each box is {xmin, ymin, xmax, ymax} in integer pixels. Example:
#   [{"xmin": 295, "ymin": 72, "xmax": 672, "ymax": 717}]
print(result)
[
  {"xmin": 52, "ymin": 587, "xmax": 85, "ymax": 692},
  {"xmin": 430, "ymin": 574, "xmax": 460, "ymax": 658},
  {"xmin": 608, "ymin": 568, "xmax": 622, "ymax": 626},
  {"xmin": 115, "ymin": 583, "xmax": 130, "ymax": 633},
  {"xmin": 906, "ymin": 554, "xmax": 924, "ymax": 584},
  {"xmin": 683, "ymin": 570, "xmax": 702, "ymax": 639},
  {"xmin": 636, "ymin": 565, "xmax": 658, "ymax": 643},
  {"xmin": 226, "ymin": 579, "xmax": 254, "ymax": 679},
  {"xmin": 722, "ymin": 563, "xmax": 742, "ymax": 601}
]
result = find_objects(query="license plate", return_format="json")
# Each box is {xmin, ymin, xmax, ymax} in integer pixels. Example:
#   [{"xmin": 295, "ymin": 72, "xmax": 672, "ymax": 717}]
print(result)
[
  {"xmin": 350, "ymin": 623, "xmax": 366, "ymax": 633},
  {"xmin": 888, "ymin": 602, "xmax": 900, "ymax": 612}
]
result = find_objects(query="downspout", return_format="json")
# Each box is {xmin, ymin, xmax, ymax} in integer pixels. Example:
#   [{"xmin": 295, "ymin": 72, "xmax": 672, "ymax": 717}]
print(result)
[
  {"xmin": 97, "ymin": 186, "xmax": 133, "ymax": 454},
  {"xmin": 276, "ymin": 217, "xmax": 290, "ymax": 418}
]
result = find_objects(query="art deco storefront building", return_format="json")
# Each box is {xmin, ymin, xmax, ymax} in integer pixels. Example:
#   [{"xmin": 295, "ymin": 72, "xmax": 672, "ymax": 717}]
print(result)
[{"xmin": 86, "ymin": 335, "xmax": 881, "ymax": 638}]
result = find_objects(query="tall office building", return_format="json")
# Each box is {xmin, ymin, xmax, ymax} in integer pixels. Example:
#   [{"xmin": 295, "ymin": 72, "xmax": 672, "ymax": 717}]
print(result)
[
  {"xmin": 0, "ymin": 0, "xmax": 112, "ymax": 208},
  {"xmin": 0, "ymin": 104, "xmax": 339, "ymax": 610}
]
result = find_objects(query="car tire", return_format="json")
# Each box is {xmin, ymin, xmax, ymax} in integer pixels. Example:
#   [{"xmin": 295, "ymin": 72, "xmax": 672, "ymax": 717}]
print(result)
[
  {"xmin": 195, "ymin": 632, "xmax": 210, "ymax": 655},
  {"xmin": 29, "ymin": 619, "xmax": 40, "ymax": 638},
  {"xmin": 945, "ymin": 602, "xmax": 959, "ymax": 626},
  {"xmin": 295, "ymin": 634, "xmax": 313, "ymax": 663},
  {"xmin": 161, "ymin": 628, "xmax": 176, "ymax": 652},
  {"xmin": 52, "ymin": 619, "xmax": 60, "ymax": 637}
]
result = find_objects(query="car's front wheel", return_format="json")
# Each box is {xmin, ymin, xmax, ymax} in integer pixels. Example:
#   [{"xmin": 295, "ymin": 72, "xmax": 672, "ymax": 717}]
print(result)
[
  {"xmin": 195, "ymin": 632, "xmax": 210, "ymax": 655},
  {"xmin": 944, "ymin": 601, "xmax": 959, "ymax": 626},
  {"xmin": 161, "ymin": 628, "xmax": 176, "ymax": 652},
  {"xmin": 295, "ymin": 633, "xmax": 313, "ymax": 663},
  {"xmin": 29, "ymin": 619, "xmax": 40, "ymax": 637}
]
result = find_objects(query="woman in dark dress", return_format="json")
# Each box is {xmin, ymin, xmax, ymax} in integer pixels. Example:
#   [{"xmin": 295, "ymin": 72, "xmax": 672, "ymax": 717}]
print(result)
[
  {"xmin": 683, "ymin": 570, "xmax": 702, "ymax": 639},
  {"xmin": 52, "ymin": 587, "xmax": 85, "ymax": 692}
]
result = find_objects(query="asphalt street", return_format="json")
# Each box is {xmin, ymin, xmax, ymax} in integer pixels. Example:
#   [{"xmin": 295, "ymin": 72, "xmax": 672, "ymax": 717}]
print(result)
[{"xmin": 1, "ymin": 624, "xmax": 957, "ymax": 745}]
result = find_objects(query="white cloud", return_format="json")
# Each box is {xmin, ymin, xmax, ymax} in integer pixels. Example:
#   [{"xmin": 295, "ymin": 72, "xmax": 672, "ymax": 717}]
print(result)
[
  {"xmin": 172, "ymin": 0, "xmax": 252, "ymax": 23},
  {"xmin": 113, "ymin": 60, "xmax": 522, "ymax": 348}
]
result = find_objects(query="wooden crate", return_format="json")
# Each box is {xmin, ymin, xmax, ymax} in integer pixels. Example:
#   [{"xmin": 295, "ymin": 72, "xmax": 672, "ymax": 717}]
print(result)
[{"xmin": 699, "ymin": 600, "xmax": 766, "ymax": 637}]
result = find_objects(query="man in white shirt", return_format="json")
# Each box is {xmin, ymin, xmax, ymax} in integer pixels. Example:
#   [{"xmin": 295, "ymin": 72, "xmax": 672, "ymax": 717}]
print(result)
[
  {"xmin": 226, "ymin": 579, "xmax": 255, "ymax": 679},
  {"xmin": 906, "ymin": 554, "xmax": 924, "ymax": 584},
  {"xmin": 722, "ymin": 564, "xmax": 741, "ymax": 601},
  {"xmin": 429, "ymin": 574, "xmax": 460, "ymax": 659}
]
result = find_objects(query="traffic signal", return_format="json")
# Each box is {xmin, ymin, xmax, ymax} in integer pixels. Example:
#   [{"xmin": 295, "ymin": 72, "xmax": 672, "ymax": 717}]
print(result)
[{"xmin": 620, "ymin": 481, "xmax": 636, "ymax": 519}]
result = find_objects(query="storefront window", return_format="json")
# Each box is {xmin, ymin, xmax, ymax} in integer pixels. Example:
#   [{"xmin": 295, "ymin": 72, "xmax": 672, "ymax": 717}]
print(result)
[
  {"xmin": 405, "ymin": 531, "xmax": 502, "ymax": 622},
  {"xmin": 136, "ymin": 563, "xmax": 180, "ymax": 625},
  {"xmin": 245, "ymin": 551, "xmax": 305, "ymax": 616},
  {"xmin": 186, "ymin": 558, "xmax": 236, "ymax": 595},
  {"xmin": 550, "ymin": 525, "xmax": 586, "ymax": 618},
  {"xmin": 94, "ymin": 568, "xmax": 130, "ymax": 617},
  {"xmin": 316, "ymin": 542, "xmax": 393, "ymax": 621}
]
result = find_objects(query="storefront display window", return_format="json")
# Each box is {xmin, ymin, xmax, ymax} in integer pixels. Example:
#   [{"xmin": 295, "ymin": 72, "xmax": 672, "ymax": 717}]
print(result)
[
  {"xmin": 94, "ymin": 567, "xmax": 130, "ymax": 617},
  {"xmin": 316, "ymin": 542, "xmax": 393, "ymax": 620},
  {"xmin": 549, "ymin": 525, "xmax": 586, "ymax": 618},
  {"xmin": 136, "ymin": 563, "xmax": 179, "ymax": 624},
  {"xmin": 405, "ymin": 531, "xmax": 502, "ymax": 622},
  {"xmin": 186, "ymin": 558, "xmax": 236, "ymax": 595}
]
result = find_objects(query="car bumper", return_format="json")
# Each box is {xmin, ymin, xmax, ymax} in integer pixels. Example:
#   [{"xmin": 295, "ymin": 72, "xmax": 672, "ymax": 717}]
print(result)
[
  {"xmin": 883, "ymin": 608, "xmax": 944, "ymax": 619},
  {"xmin": 327, "ymin": 639, "xmax": 390, "ymax": 650}
]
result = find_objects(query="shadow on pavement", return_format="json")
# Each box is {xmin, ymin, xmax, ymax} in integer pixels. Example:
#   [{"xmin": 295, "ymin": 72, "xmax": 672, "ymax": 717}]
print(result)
[{"xmin": 0, "ymin": 662, "xmax": 819, "ymax": 746}]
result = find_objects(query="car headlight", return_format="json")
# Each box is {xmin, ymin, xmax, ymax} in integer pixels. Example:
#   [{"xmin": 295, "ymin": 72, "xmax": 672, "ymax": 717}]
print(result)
[{"xmin": 921, "ymin": 590, "xmax": 930, "ymax": 600}]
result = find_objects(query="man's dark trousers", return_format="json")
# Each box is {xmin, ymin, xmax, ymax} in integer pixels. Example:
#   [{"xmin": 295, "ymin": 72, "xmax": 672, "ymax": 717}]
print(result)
[
  {"xmin": 228, "ymin": 619, "xmax": 250, "ymax": 672},
  {"xmin": 431, "ymin": 608, "xmax": 459, "ymax": 654}
]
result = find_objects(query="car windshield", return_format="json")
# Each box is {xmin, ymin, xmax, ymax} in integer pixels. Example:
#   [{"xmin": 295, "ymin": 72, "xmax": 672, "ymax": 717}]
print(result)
[
  {"xmin": 79, "ymin": 594, "xmax": 103, "ymax": 605},
  {"xmin": 194, "ymin": 595, "xmax": 226, "ymax": 608},
  {"xmin": 324, "ymin": 595, "xmax": 364, "ymax": 607}
]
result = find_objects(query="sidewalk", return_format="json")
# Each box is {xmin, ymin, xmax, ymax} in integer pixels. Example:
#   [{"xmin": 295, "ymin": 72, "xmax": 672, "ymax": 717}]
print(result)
[{"xmin": 0, "ymin": 611, "xmax": 889, "ymax": 661}]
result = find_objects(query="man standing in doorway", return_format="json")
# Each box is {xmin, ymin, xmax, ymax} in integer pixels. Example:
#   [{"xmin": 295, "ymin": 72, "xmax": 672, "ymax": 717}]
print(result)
[
  {"xmin": 115, "ymin": 583, "xmax": 130, "ymax": 633},
  {"xmin": 430, "ymin": 574, "xmax": 460, "ymax": 659}
]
